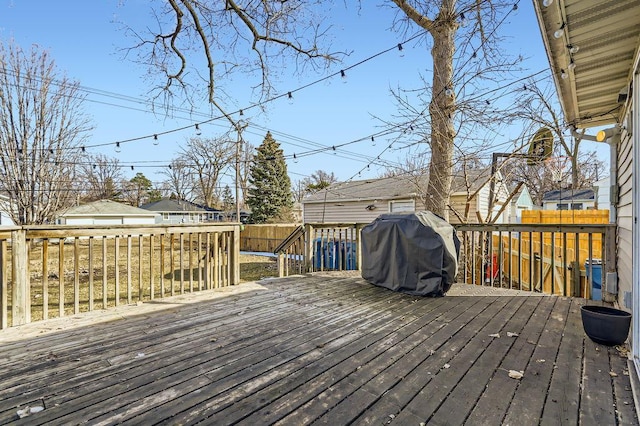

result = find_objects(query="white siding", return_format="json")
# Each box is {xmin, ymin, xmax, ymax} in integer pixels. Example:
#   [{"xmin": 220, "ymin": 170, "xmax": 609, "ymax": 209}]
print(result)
[
  {"xmin": 123, "ymin": 217, "xmax": 157, "ymax": 225},
  {"xmin": 303, "ymin": 200, "xmax": 388, "ymax": 223},
  {"xmin": 617, "ymin": 125, "xmax": 633, "ymax": 310}
]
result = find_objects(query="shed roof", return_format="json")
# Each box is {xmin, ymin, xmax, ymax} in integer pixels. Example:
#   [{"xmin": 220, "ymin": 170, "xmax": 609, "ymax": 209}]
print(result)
[
  {"xmin": 140, "ymin": 198, "xmax": 210, "ymax": 213},
  {"xmin": 303, "ymin": 168, "xmax": 497, "ymax": 204},
  {"xmin": 542, "ymin": 188, "xmax": 595, "ymax": 202},
  {"xmin": 60, "ymin": 200, "xmax": 158, "ymax": 217}
]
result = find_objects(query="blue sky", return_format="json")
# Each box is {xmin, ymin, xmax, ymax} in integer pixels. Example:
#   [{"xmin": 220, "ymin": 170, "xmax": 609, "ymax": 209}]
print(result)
[{"xmin": 0, "ymin": 0, "xmax": 609, "ymax": 189}]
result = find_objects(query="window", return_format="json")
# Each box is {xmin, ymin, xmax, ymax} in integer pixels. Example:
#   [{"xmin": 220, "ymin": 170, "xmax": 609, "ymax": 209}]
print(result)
[
  {"xmin": 162, "ymin": 213, "xmax": 169, "ymax": 220},
  {"xmin": 389, "ymin": 200, "xmax": 415, "ymax": 212},
  {"xmin": 557, "ymin": 203, "xmax": 569, "ymax": 210},
  {"xmin": 571, "ymin": 203, "xmax": 584, "ymax": 210}
]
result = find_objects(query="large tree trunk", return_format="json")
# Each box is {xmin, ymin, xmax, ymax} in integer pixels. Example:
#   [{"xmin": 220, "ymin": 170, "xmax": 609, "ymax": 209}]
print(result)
[{"xmin": 425, "ymin": 13, "xmax": 457, "ymax": 219}]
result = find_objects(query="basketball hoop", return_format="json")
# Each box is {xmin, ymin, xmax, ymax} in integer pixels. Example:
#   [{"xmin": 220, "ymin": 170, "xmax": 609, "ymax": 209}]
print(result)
[{"xmin": 544, "ymin": 156, "xmax": 571, "ymax": 184}]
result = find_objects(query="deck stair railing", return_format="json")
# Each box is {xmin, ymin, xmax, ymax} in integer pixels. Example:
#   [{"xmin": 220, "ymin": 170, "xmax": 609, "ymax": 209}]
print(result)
[
  {"xmin": 1, "ymin": 223, "xmax": 240, "ymax": 329},
  {"xmin": 275, "ymin": 222, "xmax": 616, "ymax": 301},
  {"xmin": 275, "ymin": 223, "xmax": 364, "ymax": 276}
]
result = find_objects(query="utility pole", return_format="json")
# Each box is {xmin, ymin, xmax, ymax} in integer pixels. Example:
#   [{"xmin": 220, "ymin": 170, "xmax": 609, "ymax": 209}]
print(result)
[{"xmin": 235, "ymin": 121, "xmax": 247, "ymax": 223}]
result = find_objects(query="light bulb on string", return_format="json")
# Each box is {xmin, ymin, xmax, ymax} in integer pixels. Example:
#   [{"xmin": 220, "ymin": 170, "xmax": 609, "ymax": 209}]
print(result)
[
  {"xmin": 293, "ymin": 153, "xmax": 298, "ymax": 163},
  {"xmin": 554, "ymin": 23, "xmax": 565, "ymax": 39},
  {"xmin": 287, "ymin": 92, "xmax": 294, "ymax": 105},
  {"xmin": 371, "ymin": 136, "xmax": 376, "ymax": 146},
  {"xmin": 567, "ymin": 61, "xmax": 576, "ymax": 71},
  {"xmin": 568, "ymin": 44, "xmax": 579, "ymax": 54},
  {"xmin": 560, "ymin": 69, "xmax": 569, "ymax": 79},
  {"xmin": 397, "ymin": 43, "xmax": 404, "ymax": 58},
  {"xmin": 131, "ymin": 165, "xmax": 134, "ymax": 171},
  {"xmin": 195, "ymin": 124, "xmax": 202, "ymax": 136},
  {"xmin": 332, "ymin": 146, "xmax": 337, "ymax": 155},
  {"xmin": 153, "ymin": 134, "xmax": 159, "ymax": 145},
  {"xmin": 542, "ymin": 0, "xmax": 553, "ymax": 6},
  {"xmin": 239, "ymin": 109, "xmax": 244, "ymax": 116},
  {"xmin": 115, "ymin": 142, "xmax": 121, "ymax": 153},
  {"xmin": 340, "ymin": 70, "xmax": 347, "ymax": 83}
]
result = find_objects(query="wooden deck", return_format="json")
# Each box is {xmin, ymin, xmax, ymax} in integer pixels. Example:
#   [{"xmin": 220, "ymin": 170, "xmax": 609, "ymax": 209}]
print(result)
[{"xmin": 0, "ymin": 273, "xmax": 637, "ymax": 425}]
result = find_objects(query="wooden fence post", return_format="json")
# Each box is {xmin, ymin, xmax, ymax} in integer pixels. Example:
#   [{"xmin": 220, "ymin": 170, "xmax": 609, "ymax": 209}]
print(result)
[
  {"xmin": 11, "ymin": 229, "xmax": 29, "ymax": 325},
  {"xmin": 304, "ymin": 224, "xmax": 314, "ymax": 273},
  {"xmin": 231, "ymin": 225, "xmax": 241, "ymax": 285}
]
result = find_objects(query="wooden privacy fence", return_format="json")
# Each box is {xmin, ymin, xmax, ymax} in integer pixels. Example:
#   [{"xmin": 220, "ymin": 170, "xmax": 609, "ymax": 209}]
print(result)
[
  {"xmin": 240, "ymin": 224, "xmax": 301, "ymax": 253},
  {"xmin": 455, "ymin": 223, "xmax": 615, "ymax": 298},
  {"xmin": 1, "ymin": 223, "xmax": 240, "ymax": 329}
]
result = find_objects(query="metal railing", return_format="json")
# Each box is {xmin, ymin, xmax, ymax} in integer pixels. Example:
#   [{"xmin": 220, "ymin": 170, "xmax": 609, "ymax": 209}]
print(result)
[
  {"xmin": 1, "ymin": 223, "xmax": 240, "ymax": 328},
  {"xmin": 275, "ymin": 222, "xmax": 615, "ymax": 299}
]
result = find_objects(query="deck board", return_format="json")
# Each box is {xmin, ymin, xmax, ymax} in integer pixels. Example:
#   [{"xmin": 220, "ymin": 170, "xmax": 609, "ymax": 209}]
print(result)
[{"xmin": 0, "ymin": 274, "xmax": 637, "ymax": 425}]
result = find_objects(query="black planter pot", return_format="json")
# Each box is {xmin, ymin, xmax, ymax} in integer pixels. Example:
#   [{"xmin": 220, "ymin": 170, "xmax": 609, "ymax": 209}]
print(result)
[{"xmin": 581, "ymin": 305, "xmax": 631, "ymax": 346}]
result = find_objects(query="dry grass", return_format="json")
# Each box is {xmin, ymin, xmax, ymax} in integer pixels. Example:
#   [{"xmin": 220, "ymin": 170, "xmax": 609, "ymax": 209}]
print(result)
[{"xmin": 5, "ymin": 239, "xmax": 279, "ymax": 324}]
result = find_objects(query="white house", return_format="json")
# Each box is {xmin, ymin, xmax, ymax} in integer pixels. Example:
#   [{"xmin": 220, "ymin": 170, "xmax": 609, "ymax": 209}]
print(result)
[
  {"xmin": 534, "ymin": 0, "xmax": 640, "ymax": 372},
  {"xmin": 140, "ymin": 198, "xmax": 222, "ymax": 224},
  {"xmin": 57, "ymin": 199, "xmax": 159, "ymax": 225},
  {"xmin": 541, "ymin": 188, "xmax": 595, "ymax": 211}
]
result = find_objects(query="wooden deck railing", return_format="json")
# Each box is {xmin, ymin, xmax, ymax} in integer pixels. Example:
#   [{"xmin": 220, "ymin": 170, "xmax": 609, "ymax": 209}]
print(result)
[
  {"xmin": 275, "ymin": 222, "xmax": 616, "ymax": 300},
  {"xmin": 0, "ymin": 223, "xmax": 240, "ymax": 329}
]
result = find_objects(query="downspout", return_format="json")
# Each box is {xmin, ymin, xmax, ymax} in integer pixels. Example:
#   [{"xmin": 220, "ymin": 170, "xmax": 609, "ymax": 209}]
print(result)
[
  {"xmin": 573, "ymin": 125, "xmax": 621, "ymax": 303},
  {"xmin": 571, "ymin": 126, "xmax": 620, "ymax": 224}
]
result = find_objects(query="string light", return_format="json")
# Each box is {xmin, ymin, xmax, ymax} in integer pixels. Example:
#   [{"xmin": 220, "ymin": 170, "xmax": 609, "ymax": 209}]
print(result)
[
  {"xmin": 153, "ymin": 134, "xmax": 159, "ymax": 145},
  {"xmin": 195, "ymin": 124, "xmax": 202, "ymax": 136},
  {"xmin": 560, "ymin": 69, "xmax": 568, "ymax": 79},
  {"xmin": 554, "ymin": 23, "xmax": 565, "ymax": 39},
  {"xmin": 81, "ymin": 146, "xmax": 86, "ymax": 152},
  {"xmin": 287, "ymin": 92, "xmax": 293, "ymax": 104},
  {"xmin": 568, "ymin": 44, "xmax": 579, "ymax": 54},
  {"xmin": 567, "ymin": 61, "xmax": 576, "ymax": 71},
  {"xmin": 239, "ymin": 109, "xmax": 244, "ymax": 116},
  {"xmin": 115, "ymin": 142, "xmax": 121, "ymax": 153},
  {"xmin": 542, "ymin": 0, "xmax": 553, "ymax": 6},
  {"xmin": 293, "ymin": 153, "xmax": 298, "ymax": 163}
]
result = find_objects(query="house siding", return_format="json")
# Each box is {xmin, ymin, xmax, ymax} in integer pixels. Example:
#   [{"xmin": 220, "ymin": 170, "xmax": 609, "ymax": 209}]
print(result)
[
  {"xmin": 303, "ymin": 200, "xmax": 387, "ymax": 223},
  {"xmin": 617, "ymin": 118, "xmax": 633, "ymax": 310}
]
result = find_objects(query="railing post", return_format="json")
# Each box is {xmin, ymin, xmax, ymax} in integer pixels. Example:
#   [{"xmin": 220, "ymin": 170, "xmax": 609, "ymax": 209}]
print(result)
[
  {"xmin": 603, "ymin": 225, "xmax": 617, "ymax": 303},
  {"xmin": 356, "ymin": 224, "xmax": 363, "ymax": 272},
  {"xmin": 231, "ymin": 225, "xmax": 241, "ymax": 285},
  {"xmin": 278, "ymin": 253, "xmax": 285, "ymax": 278},
  {"xmin": 305, "ymin": 224, "xmax": 314, "ymax": 273},
  {"xmin": 11, "ymin": 229, "xmax": 30, "ymax": 325}
]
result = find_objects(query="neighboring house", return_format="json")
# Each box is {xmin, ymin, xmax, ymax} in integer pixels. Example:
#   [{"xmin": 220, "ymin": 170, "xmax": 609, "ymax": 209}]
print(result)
[
  {"xmin": 140, "ymin": 198, "xmax": 223, "ymax": 224},
  {"xmin": 0, "ymin": 194, "xmax": 15, "ymax": 226},
  {"xmin": 533, "ymin": 0, "xmax": 640, "ymax": 371},
  {"xmin": 57, "ymin": 199, "xmax": 158, "ymax": 225},
  {"xmin": 302, "ymin": 168, "xmax": 511, "ymax": 224},
  {"xmin": 509, "ymin": 185, "xmax": 535, "ymax": 223},
  {"xmin": 593, "ymin": 176, "xmax": 611, "ymax": 211},
  {"xmin": 542, "ymin": 188, "xmax": 595, "ymax": 211}
]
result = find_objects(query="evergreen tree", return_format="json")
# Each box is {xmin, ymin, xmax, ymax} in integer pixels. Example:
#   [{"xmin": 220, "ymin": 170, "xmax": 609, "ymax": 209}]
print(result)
[
  {"xmin": 247, "ymin": 132, "xmax": 293, "ymax": 223},
  {"xmin": 221, "ymin": 185, "xmax": 235, "ymax": 220}
]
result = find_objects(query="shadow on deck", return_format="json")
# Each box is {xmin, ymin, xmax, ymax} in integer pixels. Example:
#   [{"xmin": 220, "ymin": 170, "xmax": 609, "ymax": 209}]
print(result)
[{"xmin": 0, "ymin": 273, "xmax": 636, "ymax": 425}]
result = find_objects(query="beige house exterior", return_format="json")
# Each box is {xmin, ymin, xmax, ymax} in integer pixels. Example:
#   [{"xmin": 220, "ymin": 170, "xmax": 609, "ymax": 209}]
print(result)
[
  {"xmin": 533, "ymin": 0, "xmax": 640, "ymax": 372},
  {"xmin": 302, "ymin": 169, "xmax": 510, "ymax": 224}
]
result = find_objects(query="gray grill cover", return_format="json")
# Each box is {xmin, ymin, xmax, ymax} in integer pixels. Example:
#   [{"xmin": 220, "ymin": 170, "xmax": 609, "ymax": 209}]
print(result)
[{"xmin": 361, "ymin": 212, "xmax": 460, "ymax": 296}]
